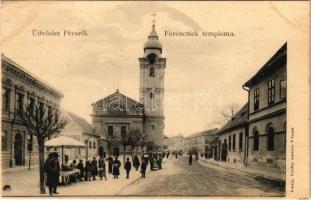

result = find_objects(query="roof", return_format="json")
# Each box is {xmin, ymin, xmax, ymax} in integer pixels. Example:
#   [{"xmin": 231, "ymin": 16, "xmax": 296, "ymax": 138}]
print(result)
[
  {"xmin": 187, "ymin": 128, "xmax": 218, "ymax": 139},
  {"xmin": 66, "ymin": 112, "xmax": 94, "ymax": 135},
  {"xmin": 243, "ymin": 42, "xmax": 287, "ymax": 87},
  {"xmin": 216, "ymin": 103, "xmax": 248, "ymax": 135},
  {"xmin": 45, "ymin": 136, "xmax": 86, "ymax": 148},
  {"xmin": 92, "ymin": 90, "xmax": 144, "ymax": 115},
  {"xmin": 2, "ymin": 54, "xmax": 64, "ymax": 98}
]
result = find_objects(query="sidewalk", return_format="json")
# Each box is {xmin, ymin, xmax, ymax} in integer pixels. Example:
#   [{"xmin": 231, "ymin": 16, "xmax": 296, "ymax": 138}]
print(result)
[
  {"xmin": 198, "ymin": 158, "xmax": 285, "ymax": 182},
  {"xmin": 2, "ymin": 158, "xmax": 167, "ymax": 196}
]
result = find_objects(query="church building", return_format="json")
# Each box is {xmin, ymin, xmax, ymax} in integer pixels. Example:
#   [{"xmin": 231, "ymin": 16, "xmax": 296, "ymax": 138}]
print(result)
[{"xmin": 91, "ymin": 21, "xmax": 166, "ymax": 156}]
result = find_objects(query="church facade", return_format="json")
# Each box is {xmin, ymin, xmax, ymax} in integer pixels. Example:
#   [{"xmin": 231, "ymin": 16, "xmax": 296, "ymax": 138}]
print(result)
[{"xmin": 91, "ymin": 22, "xmax": 166, "ymax": 156}]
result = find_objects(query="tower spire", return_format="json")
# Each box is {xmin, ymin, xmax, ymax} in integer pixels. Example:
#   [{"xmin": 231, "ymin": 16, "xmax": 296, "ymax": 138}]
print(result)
[{"xmin": 149, "ymin": 11, "xmax": 158, "ymax": 39}]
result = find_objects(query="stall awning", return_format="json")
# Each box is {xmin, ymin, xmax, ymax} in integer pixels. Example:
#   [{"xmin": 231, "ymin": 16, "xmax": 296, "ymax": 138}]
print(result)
[{"xmin": 45, "ymin": 136, "xmax": 87, "ymax": 148}]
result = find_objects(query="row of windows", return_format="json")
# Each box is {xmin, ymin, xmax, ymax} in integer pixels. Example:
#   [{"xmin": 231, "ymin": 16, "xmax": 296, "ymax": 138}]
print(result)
[
  {"xmin": 253, "ymin": 79, "xmax": 286, "ymax": 111},
  {"xmin": 228, "ymin": 132, "xmax": 243, "ymax": 151},
  {"xmin": 253, "ymin": 125, "xmax": 276, "ymax": 151},
  {"xmin": 108, "ymin": 126, "xmax": 127, "ymax": 138},
  {"xmin": 2, "ymin": 87, "xmax": 54, "ymax": 116},
  {"xmin": 84, "ymin": 140, "xmax": 97, "ymax": 149}
]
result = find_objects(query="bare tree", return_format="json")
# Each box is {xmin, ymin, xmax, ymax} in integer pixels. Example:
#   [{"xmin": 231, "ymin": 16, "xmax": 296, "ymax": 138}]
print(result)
[
  {"xmin": 19, "ymin": 102, "xmax": 67, "ymax": 194},
  {"xmin": 128, "ymin": 128, "xmax": 142, "ymax": 159},
  {"xmin": 214, "ymin": 103, "xmax": 240, "ymax": 127}
]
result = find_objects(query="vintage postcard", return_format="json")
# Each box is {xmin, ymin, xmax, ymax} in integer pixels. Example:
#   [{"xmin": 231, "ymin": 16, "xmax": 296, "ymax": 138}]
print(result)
[{"xmin": 0, "ymin": 1, "xmax": 310, "ymax": 199}]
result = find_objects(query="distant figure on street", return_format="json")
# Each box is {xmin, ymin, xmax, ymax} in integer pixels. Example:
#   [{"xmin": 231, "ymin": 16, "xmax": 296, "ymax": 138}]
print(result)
[
  {"xmin": 106, "ymin": 155, "xmax": 113, "ymax": 174},
  {"xmin": 133, "ymin": 155, "xmax": 140, "ymax": 171},
  {"xmin": 98, "ymin": 156, "xmax": 107, "ymax": 180},
  {"xmin": 85, "ymin": 161, "xmax": 92, "ymax": 181},
  {"xmin": 124, "ymin": 158, "xmax": 131, "ymax": 179},
  {"xmin": 44, "ymin": 152, "xmax": 60, "ymax": 196},
  {"xmin": 157, "ymin": 155, "xmax": 163, "ymax": 169},
  {"xmin": 112, "ymin": 157, "xmax": 121, "ymax": 179},
  {"xmin": 149, "ymin": 156, "xmax": 154, "ymax": 171},
  {"xmin": 77, "ymin": 160, "xmax": 84, "ymax": 181},
  {"xmin": 189, "ymin": 154, "xmax": 193, "ymax": 166},
  {"xmin": 141, "ymin": 160, "xmax": 147, "ymax": 178},
  {"xmin": 91, "ymin": 157, "xmax": 98, "ymax": 180},
  {"xmin": 175, "ymin": 153, "xmax": 178, "ymax": 159}
]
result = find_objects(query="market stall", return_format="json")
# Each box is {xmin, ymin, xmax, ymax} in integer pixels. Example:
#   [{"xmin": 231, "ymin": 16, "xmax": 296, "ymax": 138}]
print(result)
[{"xmin": 45, "ymin": 136, "xmax": 86, "ymax": 185}]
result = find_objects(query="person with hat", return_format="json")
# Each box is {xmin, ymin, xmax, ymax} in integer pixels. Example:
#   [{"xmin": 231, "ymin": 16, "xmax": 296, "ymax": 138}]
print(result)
[
  {"xmin": 112, "ymin": 157, "xmax": 121, "ymax": 179},
  {"xmin": 77, "ymin": 159, "xmax": 85, "ymax": 181},
  {"xmin": 44, "ymin": 152, "xmax": 60, "ymax": 196},
  {"xmin": 98, "ymin": 156, "xmax": 107, "ymax": 180},
  {"xmin": 105, "ymin": 155, "xmax": 113, "ymax": 174},
  {"xmin": 91, "ymin": 157, "xmax": 98, "ymax": 181}
]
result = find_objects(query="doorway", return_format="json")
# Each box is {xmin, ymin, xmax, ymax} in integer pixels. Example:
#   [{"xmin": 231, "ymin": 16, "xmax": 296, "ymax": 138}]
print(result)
[
  {"xmin": 113, "ymin": 147, "xmax": 120, "ymax": 157},
  {"xmin": 14, "ymin": 132, "xmax": 23, "ymax": 165}
]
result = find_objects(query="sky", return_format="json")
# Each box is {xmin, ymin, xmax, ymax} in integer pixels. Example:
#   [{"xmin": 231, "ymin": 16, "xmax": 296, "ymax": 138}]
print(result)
[{"xmin": 1, "ymin": 1, "xmax": 308, "ymax": 137}]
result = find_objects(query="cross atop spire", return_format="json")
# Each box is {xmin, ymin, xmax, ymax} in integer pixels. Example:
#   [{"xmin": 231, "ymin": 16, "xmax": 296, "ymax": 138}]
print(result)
[{"xmin": 151, "ymin": 10, "xmax": 157, "ymax": 25}]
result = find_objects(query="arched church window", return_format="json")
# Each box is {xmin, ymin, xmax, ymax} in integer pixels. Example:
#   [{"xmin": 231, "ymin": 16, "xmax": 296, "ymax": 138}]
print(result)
[{"xmin": 150, "ymin": 67, "xmax": 155, "ymax": 77}]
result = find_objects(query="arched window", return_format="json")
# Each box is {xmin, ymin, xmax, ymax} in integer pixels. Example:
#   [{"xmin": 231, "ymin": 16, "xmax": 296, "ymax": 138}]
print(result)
[
  {"xmin": 267, "ymin": 124, "xmax": 275, "ymax": 151},
  {"xmin": 253, "ymin": 127, "xmax": 259, "ymax": 151},
  {"xmin": 149, "ymin": 67, "xmax": 155, "ymax": 77}
]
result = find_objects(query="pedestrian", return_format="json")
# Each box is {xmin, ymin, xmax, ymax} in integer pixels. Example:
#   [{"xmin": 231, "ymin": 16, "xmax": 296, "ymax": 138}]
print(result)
[
  {"xmin": 98, "ymin": 156, "xmax": 107, "ymax": 180},
  {"xmin": 140, "ymin": 160, "xmax": 147, "ymax": 178},
  {"xmin": 44, "ymin": 152, "xmax": 60, "ymax": 196},
  {"xmin": 112, "ymin": 157, "xmax": 121, "ymax": 179},
  {"xmin": 133, "ymin": 155, "xmax": 140, "ymax": 171},
  {"xmin": 175, "ymin": 153, "xmax": 178, "ymax": 159},
  {"xmin": 85, "ymin": 161, "xmax": 92, "ymax": 181},
  {"xmin": 189, "ymin": 154, "xmax": 193, "ymax": 166},
  {"xmin": 149, "ymin": 155, "xmax": 154, "ymax": 171},
  {"xmin": 77, "ymin": 159, "xmax": 84, "ymax": 181},
  {"xmin": 158, "ymin": 155, "xmax": 163, "ymax": 169},
  {"xmin": 106, "ymin": 155, "xmax": 113, "ymax": 174},
  {"xmin": 124, "ymin": 158, "xmax": 131, "ymax": 179},
  {"xmin": 91, "ymin": 157, "xmax": 98, "ymax": 180}
]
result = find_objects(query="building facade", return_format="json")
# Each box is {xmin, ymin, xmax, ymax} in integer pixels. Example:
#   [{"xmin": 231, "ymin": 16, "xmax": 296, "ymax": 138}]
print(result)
[
  {"xmin": 243, "ymin": 43, "xmax": 287, "ymax": 172},
  {"xmin": 183, "ymin": 129, "xmax": 218, "ymax": 156},
  {"xmin": 214, "ymin": 104, "xmax": 248, "ymax": 167},
  {"xmin": 91, "ymin": 21, "xmax": 166, "ymax": 155},
  {"xmin": 52, "ymin": 112, "xmax": 99, "ymax": 161},
  {"xmin": 2, "ymin": 55, "xmax": 63, "ymax": 169}
]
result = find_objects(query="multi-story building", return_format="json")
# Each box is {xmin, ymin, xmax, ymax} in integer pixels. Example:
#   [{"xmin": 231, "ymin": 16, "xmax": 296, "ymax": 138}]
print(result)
[
  {"xmin": 1, "ymin": 54, "xmax": 63, "ymax": 169},
  {"xmin": 243, "ymin": 43, "xmax": 287, "ymax": 172},
  {"xmin": 184, "ymin": 129, "xmax": 218, "ymax": 156},
  {"xmin": 167, "ymin": 135, "xmax": 184, "ymax": 153}
]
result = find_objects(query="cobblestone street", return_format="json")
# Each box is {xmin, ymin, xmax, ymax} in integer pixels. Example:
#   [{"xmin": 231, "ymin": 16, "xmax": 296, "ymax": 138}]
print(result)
[{"xmin": 118, "ymin": 156, "xmax": 285, "ymax": 197}]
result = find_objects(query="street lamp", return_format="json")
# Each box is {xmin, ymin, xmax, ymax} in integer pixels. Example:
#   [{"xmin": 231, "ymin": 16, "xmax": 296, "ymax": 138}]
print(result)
[{"xmin": 27, "ymin": 133, "xmax": 33, "ymax": 170}]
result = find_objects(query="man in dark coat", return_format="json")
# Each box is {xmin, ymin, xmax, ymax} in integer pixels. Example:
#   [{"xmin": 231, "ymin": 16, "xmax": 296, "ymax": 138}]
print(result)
[
  {"xmin": 133, "ymin": 155, "xmax": 140, "ymax": 171},
  {"xmin": 189, "ymin": 154, "xmax": 193, "ymax": 166},
  {"xmin": 124, "ymin": 158, "xmax": 131, "ymax": 179},
  {"xmin": 91, "ymin": 157, "xmax": 98, "ymax": 180},
  {"xmin": 106, "ymin": 155, "xmax": 113, "ymax": 174},
  {"xmin": 45, "ymin": 152, "xmax": 60, "ymax": 196},
  {"xmin": 157, "ymin": 155, "xmax": 163, "ymax": 169},
  {"xmin": 77, "ymin": 160, "xmax": 84, "ymax": 181},
  {"xmin": 140, "ymin": 160, "xmax": 147, "ymax": 178},
  {"xmin": 112, "ymin": 157, "xmax": 121, "ymax": 179}
]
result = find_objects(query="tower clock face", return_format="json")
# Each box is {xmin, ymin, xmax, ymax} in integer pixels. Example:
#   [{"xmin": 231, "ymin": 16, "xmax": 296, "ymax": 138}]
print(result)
[{"xmin": 147, "ymin": 53, "xmax": 157, "ymax": 64}]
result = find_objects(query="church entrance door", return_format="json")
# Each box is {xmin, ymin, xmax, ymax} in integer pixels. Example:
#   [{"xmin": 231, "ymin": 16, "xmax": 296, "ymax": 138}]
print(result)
[{"xmin": 113, "ymin": 147, "xmax": 119, "ymax": 157}]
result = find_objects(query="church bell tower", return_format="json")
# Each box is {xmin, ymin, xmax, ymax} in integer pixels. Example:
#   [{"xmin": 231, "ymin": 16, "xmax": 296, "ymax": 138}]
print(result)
[{"xmin": 139, "ymin": 18, "xmax": 166, "ymax": 151}]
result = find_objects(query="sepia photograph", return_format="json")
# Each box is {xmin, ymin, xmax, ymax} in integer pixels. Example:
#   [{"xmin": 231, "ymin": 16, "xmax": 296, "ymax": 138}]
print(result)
[{"xmin": 0, "ymin": 1, "xmax": 310, "ymax": 198}]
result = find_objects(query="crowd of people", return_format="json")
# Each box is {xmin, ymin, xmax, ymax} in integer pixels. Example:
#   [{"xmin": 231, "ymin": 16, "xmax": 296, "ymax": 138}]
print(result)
[{"xmin": 44, "ymin": 151, "xmax": 166, "ymax": 196}]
